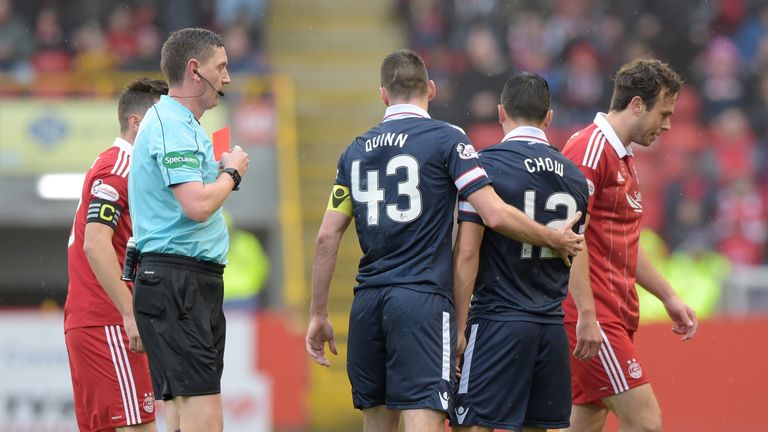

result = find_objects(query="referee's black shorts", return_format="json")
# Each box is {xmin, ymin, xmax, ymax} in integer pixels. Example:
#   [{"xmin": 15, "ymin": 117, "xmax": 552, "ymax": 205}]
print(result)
[{"xmin": 133, "ymin": 253, "xmax": 226, "ymax": 401}]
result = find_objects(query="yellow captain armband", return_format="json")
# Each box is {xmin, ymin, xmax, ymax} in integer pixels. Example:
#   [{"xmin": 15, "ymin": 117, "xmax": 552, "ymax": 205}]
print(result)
[{"xmin": 327, "ymin": 184, "xmax": 353, "ymax": 216}]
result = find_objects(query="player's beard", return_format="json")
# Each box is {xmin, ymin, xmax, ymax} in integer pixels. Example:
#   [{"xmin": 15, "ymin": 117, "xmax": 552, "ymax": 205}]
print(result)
[
  {"xmin": 643, "ymin": 129, "xmax": 660, "ymax": 146},
  {"xmin": 631, "ymin": 119, "xmax": 659, "ymax": 147}
]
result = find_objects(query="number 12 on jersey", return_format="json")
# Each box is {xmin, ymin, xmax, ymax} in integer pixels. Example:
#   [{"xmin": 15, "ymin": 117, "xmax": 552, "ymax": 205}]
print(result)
[
  {"xmin": 351, "ymin": 156, "xmax": 422, "ymax": 226},
  {"xmin": 521, "ymin": 190, "xmax": 578, "ymax": 259}
]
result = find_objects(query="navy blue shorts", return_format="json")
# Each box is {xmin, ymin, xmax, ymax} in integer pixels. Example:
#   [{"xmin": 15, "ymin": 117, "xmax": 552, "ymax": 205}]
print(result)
[
  {"xmin": 346, "ymin": 287, "xmax": 455, "ymax": 412},
  {"xmin": 451, "ymin": 319, "xmax": 571, "ymax": 430}
]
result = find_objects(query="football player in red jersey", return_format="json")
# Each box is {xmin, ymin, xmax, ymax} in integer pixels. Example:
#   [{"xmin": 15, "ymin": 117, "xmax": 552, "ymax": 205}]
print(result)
[
  {"xmin": 561, "ymin": 59, "xmax": 698, "ymax": 432},
  {"xmin": 64, "ymin": 77, "xmax": 167, "ymax": 432}
]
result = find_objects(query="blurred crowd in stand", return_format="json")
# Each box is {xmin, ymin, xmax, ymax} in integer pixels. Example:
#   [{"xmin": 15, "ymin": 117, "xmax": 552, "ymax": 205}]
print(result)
[
  {"xmin": 0, "ymin": 0, "xmax": 270, "ymax": 84},
  {"xmin": 401, "ymin": 0, "xmax": 768, "ymax": 279},
  {"xmin": 3, "ymin": 0, "xmax": 768, "ymax": 312},
  {"xmin": 0, "ymin": 0, "xmax": 277, "ymax": 143}
]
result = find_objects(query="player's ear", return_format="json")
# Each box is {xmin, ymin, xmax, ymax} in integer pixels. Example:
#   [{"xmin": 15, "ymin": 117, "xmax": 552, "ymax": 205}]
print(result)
[
  {"xmin": 543, "ymin": 109, "xmax": 553, "ymax": 129},
  {"xmin": 497, "ymin": 104, "xmax": 506, "ymax": 125},
  {"xmin": 187, "ymin": 59, "xmax": 201, "ymax": 80},
  {"xmin": 129, "ymin": 114, "xmax": 142, "ymax": 131},
  {"xmin": 427, "ymin": 79, "xmax": 436, "ymax": 101},
  {"xmin": 380, "ymin": 86, "xmax": 389, "ymax": 107},
  {"xmin": 630, "ymin": 95, "xmax": 645, "ymax": 116}
]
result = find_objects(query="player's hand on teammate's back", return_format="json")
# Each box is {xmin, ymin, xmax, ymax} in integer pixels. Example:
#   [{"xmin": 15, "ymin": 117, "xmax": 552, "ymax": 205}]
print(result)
[
  {"xmin": 554, "ymin": 211, "xmax": 585, "ymax": 267},
  {"xmin": 306, "ymin": 316, "xmax": 338, "ymax": 367},
  {"xmin": 221, "ymin": 145, "xmax": 250, "ymax": 177},
  {"xmin": 124, "ymin": 314, "xmax": 144, "ymax": 353},
  {"xmin": 664, "ymin": 296, "xmax": 698, "ymax": 341},
  {"xmin": 573, "ymin": 318, "xmax": 601, "ymax": 360}
]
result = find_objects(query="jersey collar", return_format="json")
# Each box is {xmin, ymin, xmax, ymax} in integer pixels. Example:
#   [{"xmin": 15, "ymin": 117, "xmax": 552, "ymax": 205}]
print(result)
[
  {"xmin": 112, "ymin": 137, "xmax": 133, "ymax": 155},
  {"xmin": 161, "ymin": 95, "xmax": 197, "ymax": 124},
  {"xmin": 594, "ymin": 112, "xmax": 633, "ymax": 157},
  {"xmin": 382, "ymin": 104, "xmax": 431, "ymax": 122},
  {"xmin": 501, "ymin": 126, "xmax": 549, "ymax": 145}
]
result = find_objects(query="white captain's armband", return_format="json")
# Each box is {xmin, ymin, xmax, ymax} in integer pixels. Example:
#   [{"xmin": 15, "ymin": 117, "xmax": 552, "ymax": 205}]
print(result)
[{"xmin": 327, "ymin": 184, "xmax": 353, "ymax": 216}]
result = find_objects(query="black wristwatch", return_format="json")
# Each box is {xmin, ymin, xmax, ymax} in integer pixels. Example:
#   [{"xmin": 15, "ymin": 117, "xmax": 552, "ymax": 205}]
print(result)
[{"xmin": 221, "ymin": 168, "xmax": 241, "ymax": 191}]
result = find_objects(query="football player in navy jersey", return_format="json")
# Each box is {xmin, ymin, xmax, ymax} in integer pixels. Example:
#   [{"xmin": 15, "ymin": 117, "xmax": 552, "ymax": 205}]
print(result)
[
  {"xmin": 305, "ymin": 50, "xmax": 584, "ymax": 432},
  {"xmin": 450, "ymin": 72, "xmax": 602, "ymax": 432}
]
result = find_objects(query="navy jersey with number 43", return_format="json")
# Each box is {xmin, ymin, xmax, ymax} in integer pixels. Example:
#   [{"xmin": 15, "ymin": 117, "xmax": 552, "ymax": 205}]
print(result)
[
  {"xmin": 334, "ymin": 105, "xmax": 491, "ymax": 298},
  {"xmin": 459, "ymin": 127, "xmax": 588, "ymax": 323}
]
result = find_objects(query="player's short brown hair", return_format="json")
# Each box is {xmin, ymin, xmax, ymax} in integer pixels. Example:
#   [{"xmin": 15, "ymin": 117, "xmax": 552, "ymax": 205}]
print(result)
[
  {"xmin": 609, "ymin": 58, "xmax": 683, "ymax": 111},
  {"xmin": 380, "ymin": 49, "xmax": 429, "ymax": 100},
  {"xmin": 118, "ymin": 77, "xmax": 169, "ymax": 132}
]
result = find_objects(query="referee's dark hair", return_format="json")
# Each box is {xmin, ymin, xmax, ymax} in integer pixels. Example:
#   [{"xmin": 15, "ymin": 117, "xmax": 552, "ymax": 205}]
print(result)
[
  {"xmin": 380, "ymin": 49, "xmax": 429, "ymax": 100},
  {"xmin": 500, "ymin": 72, "xmax": 551, "ymax": 123},
  {"xmin": 610, "ymin": 58, "xmax": 683, "ymax": 111},
  {"xmin": 118, "ymin": 77, "xmax": 169, "ymax": 133},
  {"xmin": 161, "ymin": 28, "xmax": 225, "ymax": 86}
]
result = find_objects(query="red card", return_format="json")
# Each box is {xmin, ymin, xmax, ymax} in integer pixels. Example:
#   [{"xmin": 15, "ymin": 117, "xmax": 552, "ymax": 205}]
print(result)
[{"xmin": 212, "ymin": 126, "xmax": 231, "ymax": 161}]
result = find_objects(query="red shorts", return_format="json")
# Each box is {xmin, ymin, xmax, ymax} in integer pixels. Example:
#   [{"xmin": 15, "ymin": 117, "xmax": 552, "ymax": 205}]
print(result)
[
  {"xmin": 65, "ymin": 325, "xmax": 156, "ymax": 431},
  {"xmin": 565, "ymin": 320, "xmax": 650, "ymax": 407}
]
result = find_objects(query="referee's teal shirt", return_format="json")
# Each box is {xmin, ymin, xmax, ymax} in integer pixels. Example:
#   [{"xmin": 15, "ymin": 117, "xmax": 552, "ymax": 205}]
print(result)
[{"xmin": 129, "ymin": 95, "xmax": 228, "ymax": 264}]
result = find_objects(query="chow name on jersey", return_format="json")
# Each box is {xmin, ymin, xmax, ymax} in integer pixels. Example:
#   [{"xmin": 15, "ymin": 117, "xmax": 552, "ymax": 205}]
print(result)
[
  {"xmin": 524, "ymin": 157, "xmax": 564, "ymax": 177},
  {"xmin": 365, "ymin": 133, "xmax": 408, "ymax": 152}
]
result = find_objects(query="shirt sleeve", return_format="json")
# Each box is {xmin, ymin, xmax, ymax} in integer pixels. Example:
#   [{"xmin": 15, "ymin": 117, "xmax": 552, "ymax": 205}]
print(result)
[
  {"xmin": 325, "ymin": 150, "xmax": 353, "ymax": 216},
  {"xmin": 562, "ymin": 135, "xmax": 604, "ymax": 215},
  {"xmin": 444, "ymin": 127, "xmax": 492, "ymax": 199},
  {"xmin": 456, "ymin": 146, "xmax": 490, "ymax": 226},
  {"xmin": 85, "ymin": 173, "xmax": 128, "ymax": 230},
  {"xmin": 334, "ymin": 150, "xmax": 349, "ymax": 187},
  {"xmin": 457, "ymin": 197, "xmax": 483, "ymax": 225},
  {"xmin": 151, "ymin": 117, "xmax": 204, "ymax": 187},
  {"xmin": 572, "ymin": 171, "xmax": 590, "ymax": 234}
]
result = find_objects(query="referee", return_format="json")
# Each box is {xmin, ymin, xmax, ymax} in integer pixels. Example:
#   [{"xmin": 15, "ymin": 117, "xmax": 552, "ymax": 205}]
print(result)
[{"xmin": 128, "ymin": 28, "xmax": 249, "ymax": 432}]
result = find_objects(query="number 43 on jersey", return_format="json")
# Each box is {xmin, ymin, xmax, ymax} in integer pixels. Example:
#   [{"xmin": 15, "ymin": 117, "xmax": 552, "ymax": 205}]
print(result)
[{"xmin": 351, "ymin": 156, "xmax": 422, "ymax": 226}]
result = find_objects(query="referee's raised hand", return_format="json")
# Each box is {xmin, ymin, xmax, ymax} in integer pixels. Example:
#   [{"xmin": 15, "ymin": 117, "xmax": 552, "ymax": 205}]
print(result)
[{"xmin": 221, "ymin": 145, "xmax": 250, "ymax": 177}]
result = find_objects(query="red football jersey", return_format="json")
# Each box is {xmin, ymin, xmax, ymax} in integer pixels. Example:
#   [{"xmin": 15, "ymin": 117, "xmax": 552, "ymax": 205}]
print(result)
[
  {"xmin": 562, "ymin": 114, "xmax": 643, "ymax": 331},
  {"xmin": 65, "ymin": 138, "xmax": 133, "ymax": 331}
]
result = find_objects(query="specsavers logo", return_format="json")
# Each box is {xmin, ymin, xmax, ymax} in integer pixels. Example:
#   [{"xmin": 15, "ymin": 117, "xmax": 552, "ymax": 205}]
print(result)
[{"xmin": 163, "ymin": 151, "xmax": 200, "ymax": 169}]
